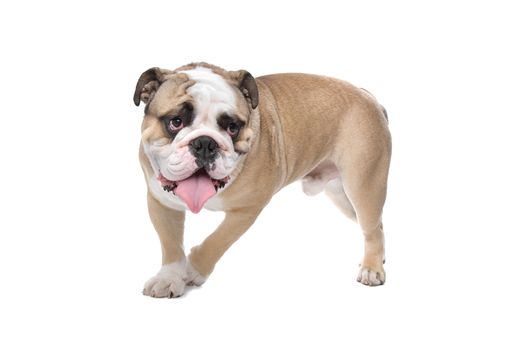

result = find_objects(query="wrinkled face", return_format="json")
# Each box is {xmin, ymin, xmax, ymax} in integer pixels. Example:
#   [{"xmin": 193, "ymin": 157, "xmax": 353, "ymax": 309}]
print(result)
[{"xmin": 138, "ymin": 66, "xmax": 257, "ymax": 213}]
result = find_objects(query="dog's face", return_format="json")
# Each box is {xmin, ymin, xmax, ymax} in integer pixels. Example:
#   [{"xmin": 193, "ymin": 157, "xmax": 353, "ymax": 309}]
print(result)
[{"xmin": 134, "ymin": 64, "xmax": 259, "ymax": 213}]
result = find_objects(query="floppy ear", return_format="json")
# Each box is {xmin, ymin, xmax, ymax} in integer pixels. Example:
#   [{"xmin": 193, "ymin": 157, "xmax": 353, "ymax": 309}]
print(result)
[
  {"xmin": 133, "ymin": 67, "xmax": 170, "ymax": 106},
  {"xmin": 229, "ymin": 70, "xmax": 259, "ymax": 109}
]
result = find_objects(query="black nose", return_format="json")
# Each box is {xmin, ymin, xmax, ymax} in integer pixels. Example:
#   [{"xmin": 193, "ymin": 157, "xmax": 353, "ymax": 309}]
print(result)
[{"xmin": 190, "ymin": 136, "xmax": 219, "ymax": 167}]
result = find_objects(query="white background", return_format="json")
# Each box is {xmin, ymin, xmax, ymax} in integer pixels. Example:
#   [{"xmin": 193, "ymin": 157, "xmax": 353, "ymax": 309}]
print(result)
[{"xmin": 1, "ymin": 0, "xmax": 524, "ymax": 349}]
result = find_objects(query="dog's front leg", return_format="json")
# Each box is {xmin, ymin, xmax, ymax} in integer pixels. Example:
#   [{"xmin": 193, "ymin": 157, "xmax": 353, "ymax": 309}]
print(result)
[
  {"xmin": 185, "ymin": 207, "xmax": 263, "ymax": 286},
  {"xmin": 143, "ymin": 192, "xmax": 186, "ymax": 298}
]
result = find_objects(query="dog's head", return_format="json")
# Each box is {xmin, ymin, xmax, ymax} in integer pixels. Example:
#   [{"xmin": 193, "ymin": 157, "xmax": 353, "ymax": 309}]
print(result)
[{"xmin": 134, "ymin": 63, "xmax": 259, "ymax": 213}]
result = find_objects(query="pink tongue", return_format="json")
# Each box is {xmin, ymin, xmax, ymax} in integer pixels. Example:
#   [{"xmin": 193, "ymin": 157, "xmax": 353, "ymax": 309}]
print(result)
[{"xmin": 174, "ymin": 172, "xmax": 216, "ymax": 214}]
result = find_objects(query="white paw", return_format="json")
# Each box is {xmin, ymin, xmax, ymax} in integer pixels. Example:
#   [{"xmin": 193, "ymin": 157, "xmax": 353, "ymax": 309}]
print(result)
[
  {"xmin": 357, "ymin": 266, "xmax": 385, "ymax": 286},
  {"xmin": 184, "ymin": 261, "xmax": 208, "ymax": 286},
  {"xmin": 143, "ymin": 260, "xmax": 186, "ymax": 298}
]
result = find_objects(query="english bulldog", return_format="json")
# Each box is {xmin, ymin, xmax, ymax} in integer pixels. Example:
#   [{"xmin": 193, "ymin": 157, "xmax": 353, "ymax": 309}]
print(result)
[{"xmin": 134, "ymin": 62, "xmax": 391, "ymax": 298}]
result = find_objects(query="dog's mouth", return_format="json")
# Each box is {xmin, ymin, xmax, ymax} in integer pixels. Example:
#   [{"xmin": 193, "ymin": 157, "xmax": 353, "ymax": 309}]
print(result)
[{"xmin": 158, "ymin": 169, "xmax": 229, "ymax": 214}]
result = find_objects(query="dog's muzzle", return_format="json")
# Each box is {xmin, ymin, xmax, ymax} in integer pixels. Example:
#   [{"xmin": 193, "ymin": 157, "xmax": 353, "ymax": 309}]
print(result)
[
  {"xmin": 190, "ymin": 136, "xmax": 218, "ymax": 170},
  {"xmin": 157, "ymin": 135, "xmax": 230, "ymax": 214}
]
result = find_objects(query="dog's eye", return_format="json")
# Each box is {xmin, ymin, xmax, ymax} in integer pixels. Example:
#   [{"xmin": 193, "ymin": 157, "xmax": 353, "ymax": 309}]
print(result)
[
  {"xmin": 167, "ymin": 116, "xmax": 183, "ymax": 134},
  {"xmin": 227, "ymin": 122, "xmax": 240, "ymax": 137}
]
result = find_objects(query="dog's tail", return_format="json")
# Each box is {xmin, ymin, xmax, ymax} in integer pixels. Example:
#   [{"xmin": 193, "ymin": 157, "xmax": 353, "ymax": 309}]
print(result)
[
  {"xmin": 380, "ymin": 105, "xmax": 388, "ymax": 122},
  {"xmin": 360, "ymin": 88, "xmax": 388, "ymax": 122}
]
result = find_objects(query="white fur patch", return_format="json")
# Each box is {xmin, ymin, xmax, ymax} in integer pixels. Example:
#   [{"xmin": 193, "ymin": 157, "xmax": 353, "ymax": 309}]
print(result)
[
  {"xmin": 178, "ymin": 67, "xmax": 237, "ymax": 153},
  {"xmin": 143, "ymin": 140, "xmax": 199, "ymax": 182},
  {"xmin": 148, "ymin": 175, "xmax": 188, "ymax": 211},
  {"xmin": 357, "ymin": 266, "xmax": 385, "ymax": 286},
  {"xmin": 143, "ymin": 259, "xmax": 187, "ymax": 298},
  {"xmin": 203, "ymin": 195, "xmax": 224, "ymax": 211},
  {"xmin": 180, "ymin": 66, "xmax": 237, "ymax": 113},
  {"xmin": 184, "ymin": 261, "xmax": 208, "ymax": 286}
]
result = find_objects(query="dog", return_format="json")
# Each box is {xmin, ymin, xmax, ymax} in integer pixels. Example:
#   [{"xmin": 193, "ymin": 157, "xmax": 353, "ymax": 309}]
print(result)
[{"xmin": 134, "ymin": 62, "xmax": 391, "ymax": 297}]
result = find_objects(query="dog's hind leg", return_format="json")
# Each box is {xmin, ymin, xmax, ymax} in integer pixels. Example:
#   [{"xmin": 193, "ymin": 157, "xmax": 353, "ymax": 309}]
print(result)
[
  {"xmin": 335, "ymin": 104, "xmax": 391, "ymax": 286},
  {"xmin": 339, "ymin": 151, "xmax": 390, "ymax": 286}
]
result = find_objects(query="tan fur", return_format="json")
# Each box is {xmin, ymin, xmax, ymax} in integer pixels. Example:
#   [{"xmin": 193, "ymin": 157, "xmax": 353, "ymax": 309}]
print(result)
[{"xmin": 135, "ymin": 63, "xmax": 391, "ymax": 296}]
